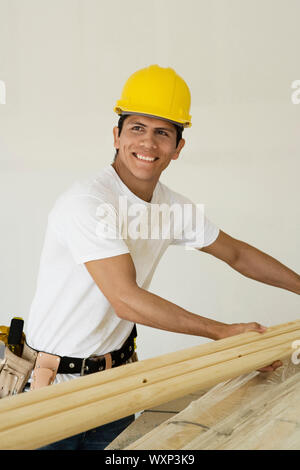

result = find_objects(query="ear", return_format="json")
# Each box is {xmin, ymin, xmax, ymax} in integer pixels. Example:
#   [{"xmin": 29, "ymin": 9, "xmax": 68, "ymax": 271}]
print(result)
[
  {"xmin": 171, "ymin": 138, "xmax": 185, "ymax": 161},
  {"xmin": 113, "ymin": 126, "xmax": 120, "ymax": 149}
]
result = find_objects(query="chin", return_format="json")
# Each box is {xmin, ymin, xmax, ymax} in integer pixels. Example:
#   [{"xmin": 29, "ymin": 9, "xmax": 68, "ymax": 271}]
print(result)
[{"xmin": 131, "ymin": 167, "xmax": 158, "ymax": 181}]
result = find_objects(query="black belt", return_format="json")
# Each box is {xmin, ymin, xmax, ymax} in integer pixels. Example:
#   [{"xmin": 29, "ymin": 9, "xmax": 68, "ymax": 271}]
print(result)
[
  {"xmin": 32, "ymin": 325, "xmax": 137, "ymax": 376},
  {"xmin": 58, "ymin": 324, "xmax": 137, "ymax": 375}
]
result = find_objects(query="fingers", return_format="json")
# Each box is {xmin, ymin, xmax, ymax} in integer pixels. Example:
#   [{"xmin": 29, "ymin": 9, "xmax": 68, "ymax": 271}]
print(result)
[
  {"xmin": 224, "ymin": 322, "xmax": 268, "ymax": 338},
  {"xmin": 229, "ymin": 323, "xmax": 282, "ymax": 374},
  {"xmin": 247, "ymin": 325, "xmax": 282, "ymax": 373},
  {"xmin": 246, "ymin": 322, "xmax": 267, "ymax": 334},
  {"xmin": 257, "ymin": 360, "xmax": 283, "ymax": 373}
]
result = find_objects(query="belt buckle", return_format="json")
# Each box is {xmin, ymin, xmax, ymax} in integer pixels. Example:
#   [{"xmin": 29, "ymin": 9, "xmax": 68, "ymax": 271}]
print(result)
[{"xmin": 80, "ymin": 358, "xmax": 87, "ymax": 376}]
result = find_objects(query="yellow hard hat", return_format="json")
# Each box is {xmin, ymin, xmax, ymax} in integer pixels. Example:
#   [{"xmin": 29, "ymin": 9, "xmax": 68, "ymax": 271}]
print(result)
[{"xmin": 114, "ymin": 65, "xmax": 192, "ymax": 128}]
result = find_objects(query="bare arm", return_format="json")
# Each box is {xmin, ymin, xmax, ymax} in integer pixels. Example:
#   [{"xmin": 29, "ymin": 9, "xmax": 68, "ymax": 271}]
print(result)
[
  {"xmin": 84, "ymin": 253, "xmax": 266, "ymax": 341},
  {"xmin": 200, "ymin": 231, "xmax": 300, "ymax": 295}
]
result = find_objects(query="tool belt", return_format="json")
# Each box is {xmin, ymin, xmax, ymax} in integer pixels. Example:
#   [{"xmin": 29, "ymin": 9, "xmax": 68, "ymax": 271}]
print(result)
[
  {"xmin": 0, "ymin": 342, "xmax": 37, "ymax": 398},
  {"xmin": 0, "ymin": 324, "xmax": 137, "ymax": 397}
]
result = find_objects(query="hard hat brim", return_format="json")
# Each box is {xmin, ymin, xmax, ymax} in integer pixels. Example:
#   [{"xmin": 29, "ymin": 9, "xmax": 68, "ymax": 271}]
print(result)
[{"xmin": 114, "ymin": 107, "xmax": 192, "ymax": 128}]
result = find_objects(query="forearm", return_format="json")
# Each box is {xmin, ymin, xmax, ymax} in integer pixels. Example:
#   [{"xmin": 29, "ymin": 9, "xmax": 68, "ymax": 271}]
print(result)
[
  {"xmin": 232, "ymin": 242, "xmax": 300, "ymax": 294},
  {"xmin": 115, "ymin": 286, "xmax": 226, "ymax": 340}
]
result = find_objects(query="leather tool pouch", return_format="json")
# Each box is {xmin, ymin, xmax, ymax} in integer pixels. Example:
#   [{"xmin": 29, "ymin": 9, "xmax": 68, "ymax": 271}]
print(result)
[
  {"xmin": 128, "ymin": 351, "xmax": 138, "ymax": 363},
  {"xmin": 0, "ymin": 346, "xmax": 35, "ymax": 398},
  {"xmin": 30, "ymin": 351, "xmax": 61, "ymax": 391}
]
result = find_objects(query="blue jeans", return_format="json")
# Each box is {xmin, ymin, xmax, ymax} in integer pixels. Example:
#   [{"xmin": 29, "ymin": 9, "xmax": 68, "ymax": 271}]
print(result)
[{"xmin": 38, "ymin": 414, "xmax": 135, "ymax": 450}]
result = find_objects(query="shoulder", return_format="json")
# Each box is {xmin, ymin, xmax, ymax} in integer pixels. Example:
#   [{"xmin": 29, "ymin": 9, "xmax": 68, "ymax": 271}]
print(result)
[
  {"xmin": 64, "ymin": 165, "xmax": 119, "ymax": 202},
  {"xmin": 50, "ymin": 166, "xmax": 120, "ymax": 217}
]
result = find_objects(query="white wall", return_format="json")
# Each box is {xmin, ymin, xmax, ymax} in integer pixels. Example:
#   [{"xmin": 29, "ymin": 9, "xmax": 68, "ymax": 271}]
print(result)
[{"xmin": 0, "ymin": 0, "xmax": 299, "ymax": 360}]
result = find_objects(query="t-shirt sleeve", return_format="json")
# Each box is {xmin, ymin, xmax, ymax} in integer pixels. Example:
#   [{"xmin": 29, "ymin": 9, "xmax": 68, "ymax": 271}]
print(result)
[
  {"xmin": 50, "ymin": 194, "xmax": 130, "ymax": 264},
  {"xmin": 169, "ymin": 191, "xmax": 220, "ymax": 249}
]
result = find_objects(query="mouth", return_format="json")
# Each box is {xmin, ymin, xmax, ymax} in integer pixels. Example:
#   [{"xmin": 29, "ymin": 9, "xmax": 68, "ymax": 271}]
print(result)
[{"xmin": 132, "ymin": 152, "xmax": 159, "ymax": 163}]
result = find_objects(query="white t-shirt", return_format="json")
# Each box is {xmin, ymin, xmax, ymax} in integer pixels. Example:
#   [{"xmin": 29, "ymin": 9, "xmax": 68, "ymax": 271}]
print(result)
[{"xmin": 26, "ymin": 164, "xmax": 219, "ymax": 381}]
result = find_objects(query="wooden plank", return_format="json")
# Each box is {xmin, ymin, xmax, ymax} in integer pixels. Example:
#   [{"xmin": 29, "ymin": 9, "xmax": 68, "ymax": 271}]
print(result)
[
  {"xmin": 106, "ymin": 390, "xmax": 209, "ymax": 450},
  {"xmin": 0, "ymin": 320, "xmax": 298, "ymax": 449},
  {"xmin": 1, "ymin": 319, "xmax": 299, "ymax": 416},
  {"xmin": 0, "ymin": 330, "xmax": 297, "ymax": 434},
  {"xmin": 125, "ymin": 359, "xmax": 300, "ymax": 450},
  {"xmin": 1, "ymin": 329, "xmax": 299, "ymax": 435},
  {"xmin": 184, "ymin": 371, "xmax": 300, "ymax": 449}
]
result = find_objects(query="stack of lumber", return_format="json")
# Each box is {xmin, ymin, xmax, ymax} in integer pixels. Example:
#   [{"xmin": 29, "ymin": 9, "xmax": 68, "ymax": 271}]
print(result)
[
  {"xmin": 122, "ymin": 358, "xmax": 300, "ymax": 450},
  {"xmin": 0, "ymin": 319, "xmax": 299, "ymax": 449}
]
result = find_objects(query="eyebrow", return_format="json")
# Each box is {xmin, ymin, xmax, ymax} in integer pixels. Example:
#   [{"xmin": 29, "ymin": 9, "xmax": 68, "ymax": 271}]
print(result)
[{"xmin": 128, "ymin": 121, "xmax": 175, "ymax": 133}]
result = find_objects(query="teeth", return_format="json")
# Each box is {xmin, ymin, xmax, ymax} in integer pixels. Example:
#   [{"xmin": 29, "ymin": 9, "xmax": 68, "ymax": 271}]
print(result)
[{"xmin": 135, "ymin": 153, "xmax": 156, "ymax": 162}]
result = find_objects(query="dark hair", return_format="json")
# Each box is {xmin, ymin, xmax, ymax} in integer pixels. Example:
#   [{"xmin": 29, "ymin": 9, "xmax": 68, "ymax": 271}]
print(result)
[{"xmin": 114, "ymin": 114, "xmax": 183, "ymax": 160}]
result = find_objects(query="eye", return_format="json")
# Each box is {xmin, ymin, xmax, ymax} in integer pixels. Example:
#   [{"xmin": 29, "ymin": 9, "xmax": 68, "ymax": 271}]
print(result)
[
  {"xmin": 157, "ymin": 130, "xmax": 169, "ymax": 137},
  {"xmin": 131, "ymin": 125, "xmax": 144, "ymax": 132}
]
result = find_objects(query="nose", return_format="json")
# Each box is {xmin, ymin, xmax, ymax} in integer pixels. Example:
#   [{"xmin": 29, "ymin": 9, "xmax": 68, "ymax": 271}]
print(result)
[{"xmin": 140, "ymin": 132, "xmax": 158, "ymax": 150}]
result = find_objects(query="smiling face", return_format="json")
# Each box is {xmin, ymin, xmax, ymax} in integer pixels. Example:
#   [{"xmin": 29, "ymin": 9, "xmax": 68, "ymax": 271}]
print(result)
[{"xmin": 113, "ymin": 114, "xmax": 185, "ymax": 184}]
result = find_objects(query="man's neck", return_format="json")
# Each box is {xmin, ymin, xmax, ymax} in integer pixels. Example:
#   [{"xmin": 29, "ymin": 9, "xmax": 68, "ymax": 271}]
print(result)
[{"xmin": 111, "ymin": 161, "xmax": 158, "ymax": 203}]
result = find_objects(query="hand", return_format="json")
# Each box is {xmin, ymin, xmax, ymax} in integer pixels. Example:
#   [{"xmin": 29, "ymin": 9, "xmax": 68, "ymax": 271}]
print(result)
[
  {"xmin": 256, "ymin": 360, "xmax": 283, "ymax": 373},
  {"xmin": 217, "ymin": 321, "xmax": 268, "ymax": 339},
  {"xmin": 218, "ymin": 322, "xmax": 283, "ymax": 373}
]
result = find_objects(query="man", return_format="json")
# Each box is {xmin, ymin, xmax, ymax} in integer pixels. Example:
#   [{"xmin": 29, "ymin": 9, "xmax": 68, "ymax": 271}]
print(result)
[{"xmin": 26, "ymin": 65, "xmax": 299, "ymax": 450}]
